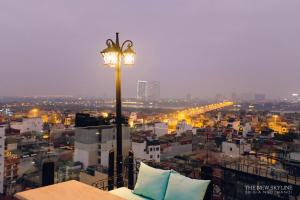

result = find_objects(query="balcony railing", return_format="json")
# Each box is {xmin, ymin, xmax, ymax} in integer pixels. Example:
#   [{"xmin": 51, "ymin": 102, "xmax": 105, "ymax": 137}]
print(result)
[
  {"xmin": 223, "ymin": 161, "xmax": 300, "ymax": 186},
  {"xmin": 89, "ymin": 153, "xmax": 300, "ymax": 200},
  {"xmin": 13, "ymin": 151, "xmax": 300, "ymax": 200}
]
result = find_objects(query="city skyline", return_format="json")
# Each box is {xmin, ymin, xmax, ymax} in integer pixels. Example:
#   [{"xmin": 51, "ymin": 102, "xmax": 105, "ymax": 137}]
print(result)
[
  {"xmin": 2, "ymin": 1, "xmax": 300, "ymax": 199},
  {"xmin": 1, "ymin": 1, "xmax": 300, "ymax": 98}
]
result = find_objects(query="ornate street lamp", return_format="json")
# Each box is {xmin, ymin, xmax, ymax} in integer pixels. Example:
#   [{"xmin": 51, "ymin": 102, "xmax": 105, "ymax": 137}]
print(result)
[
  {"xmin": 100, "ymin": 32, "xmax": 135, "ymax": 187},
  {"xmin": 101, "ymin": 33, "xmax": 135, "ymax": 67}
]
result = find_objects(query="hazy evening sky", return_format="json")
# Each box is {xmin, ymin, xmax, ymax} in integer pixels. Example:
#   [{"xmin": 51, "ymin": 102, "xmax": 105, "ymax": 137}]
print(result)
[{"xmin": 0, "ymin": 0, "xmax": 300, "ymax": 99}]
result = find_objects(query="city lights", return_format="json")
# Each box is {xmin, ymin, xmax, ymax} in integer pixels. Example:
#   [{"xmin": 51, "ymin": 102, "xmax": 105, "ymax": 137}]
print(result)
[
  {"xmin": 2, "ymin": 1, "xmax": 300, "ymax": 199},
  {"xmin": 28, "ymin": 108, "xmax": 39, "ymax": 118},
  {"xmin": 102, "ymin": 112, "xmax": 109, "ymax": 118},
  {"xmin": 292, "ymin": 93, "xmax": 298, "ymax": 97}
]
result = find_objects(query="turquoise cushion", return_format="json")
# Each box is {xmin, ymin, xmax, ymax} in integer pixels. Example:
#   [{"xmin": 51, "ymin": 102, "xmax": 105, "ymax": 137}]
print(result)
[
  {"xmin": 133, "ymin": 162, "xmax": 170, "ymax": 200},
  {"xmin": 164, "ymin": 170, "xmax": 210, "ymax": 200},
  {"xmin": 109, "ymin": 187, "xmax": 151, "ymax": 200}
]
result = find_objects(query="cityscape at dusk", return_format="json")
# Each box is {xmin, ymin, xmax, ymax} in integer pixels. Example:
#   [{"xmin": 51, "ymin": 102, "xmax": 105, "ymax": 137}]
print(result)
[{"xmin": 1, "ymin": 1, "xmax": 300, "ymax": 200}]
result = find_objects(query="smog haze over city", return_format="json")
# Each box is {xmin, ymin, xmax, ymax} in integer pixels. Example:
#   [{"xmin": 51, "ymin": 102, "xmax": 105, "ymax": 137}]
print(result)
[{"xmin": 1, "ymin": 0, "xmax": 300, "ymax": 99}]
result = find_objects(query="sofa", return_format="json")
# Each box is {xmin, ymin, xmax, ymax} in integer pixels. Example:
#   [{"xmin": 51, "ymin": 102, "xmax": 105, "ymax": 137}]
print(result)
[{"xmin": 109, "ymin": 162, "xmax": 211, "ymax": 200}]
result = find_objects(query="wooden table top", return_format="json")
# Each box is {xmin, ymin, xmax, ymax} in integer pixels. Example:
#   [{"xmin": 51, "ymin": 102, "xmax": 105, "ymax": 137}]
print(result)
[{"xmin": 15, "ymin": 180, "xmax": 125, "ymax": 200}]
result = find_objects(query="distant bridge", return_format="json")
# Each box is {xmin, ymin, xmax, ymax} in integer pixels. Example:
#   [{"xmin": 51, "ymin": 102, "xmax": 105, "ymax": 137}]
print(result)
[
  {"xmin": 169, "ymin": 101, "xmax": 234, "ymax": 118},
  {"xmin": 144, "ymin": 101, "xmax": 234, "ymax": 128}
]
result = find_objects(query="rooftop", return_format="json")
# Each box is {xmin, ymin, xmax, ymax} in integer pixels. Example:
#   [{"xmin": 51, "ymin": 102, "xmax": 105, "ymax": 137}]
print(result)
[{"xmin": 15, "ymin": 180, "xmax": 124, "ymax": 200}]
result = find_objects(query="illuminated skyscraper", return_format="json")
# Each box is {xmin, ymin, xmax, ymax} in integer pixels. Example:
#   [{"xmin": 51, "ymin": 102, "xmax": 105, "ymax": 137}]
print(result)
[
  {"xmin": 147, "ymin": 81, "xmax": 160, "ymax": 101},
  {"xmin": 137, "ymin": 80, "xmax": 147, "ymax": 100}
]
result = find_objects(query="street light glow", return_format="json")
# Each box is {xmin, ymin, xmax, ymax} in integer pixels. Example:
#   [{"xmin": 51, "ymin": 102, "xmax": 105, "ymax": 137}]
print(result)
[
  {"xmin": 123, "ymin": 46, "xmax": 135, "ymax": 65},
  {"xmin": 101, "ymin": 33, "xmax": 135, "ymax": 67},
  {"xmin": 102, "ymin": 112, "xmax": 109, "ymax": 118},
  {"xmin": 101, "ymin": 50, "xmax": 119, "ymax": 67}
]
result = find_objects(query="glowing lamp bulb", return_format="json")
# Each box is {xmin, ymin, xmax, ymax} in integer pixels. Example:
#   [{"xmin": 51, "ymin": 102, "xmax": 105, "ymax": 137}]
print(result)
[
  {"xmin": 123, "ymin": 46, "xmax": 135, "ymax": 65},
  {"xmin": 101, "ymin": 45, "xmax": 119, "ymax": 67}
]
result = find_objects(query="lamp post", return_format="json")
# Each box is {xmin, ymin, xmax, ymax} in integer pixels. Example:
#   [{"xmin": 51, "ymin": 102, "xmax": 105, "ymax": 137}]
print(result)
[{"xmin": 101, "ymin": 32, "xmax": 135, "ymax": 187}]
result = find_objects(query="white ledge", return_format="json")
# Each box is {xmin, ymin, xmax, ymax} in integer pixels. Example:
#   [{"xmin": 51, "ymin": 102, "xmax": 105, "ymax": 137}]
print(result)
[{"xmin": 15, "ymin": 180, "xmax": 125, "ymax": 200}]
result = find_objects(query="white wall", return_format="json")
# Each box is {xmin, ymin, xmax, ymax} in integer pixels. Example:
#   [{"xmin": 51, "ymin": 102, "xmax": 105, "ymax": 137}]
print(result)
[
  {"xmin": 74, "ymin": 126, "xmax": 131, "ymax": 169},
  {"xmin": 74, "ymin": 149, "xmax": 90, "ymax": 169},
  {"xmin": 132, "ymin": 142, "xmax": 147, "ymax": 160},
  {"xmin": 192, "ymin": 128, "xmax": 197, "ymax": 135},
  {"xmin": 74, "ymin": 143, "xmax": 98, "ymax": 169},
  {"xmin": 132, "ymin": 141, "xmax": 160, "ymax": 162},
  {"xmin": 11, "ymin": 118, "xmax": 43, "ymax": 133},
  {"xmin": 99, "ymin": 127, "xmax": 131, "ymax": 168},
  {"xmin": 176, "ymin": 121, "xmax": 192, "ymax": 136},
  {"xmin": 148, "ymin": 145, "xmax": 160, "ymax": 162},
  {"xmin": 222, "ymin": 142, "xmax": 240, "ymax": 157},
  {"xmin": 222, "ymin": 141, "xmax": 251, "ymax": 157},
  {"xmin": 154, "ymin": 123, "xmax": 168, "ymax": 137},
  {"xmin": 289, "ymin": 152, "xmax": 300, "ymax": 161}
]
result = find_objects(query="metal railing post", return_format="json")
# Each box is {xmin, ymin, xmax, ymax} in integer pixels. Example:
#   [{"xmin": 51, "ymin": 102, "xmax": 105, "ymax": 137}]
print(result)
[
  {"xmin": 108, "ymin": 150, "xmax": 114, "ymax": 191},
  {"xmin": 128, "ymin": 151, "xmax": 134, "ymax": 190},
  {"xmin": 201, "ymin": 165, "xmax": 213, "ymax": 200}
]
